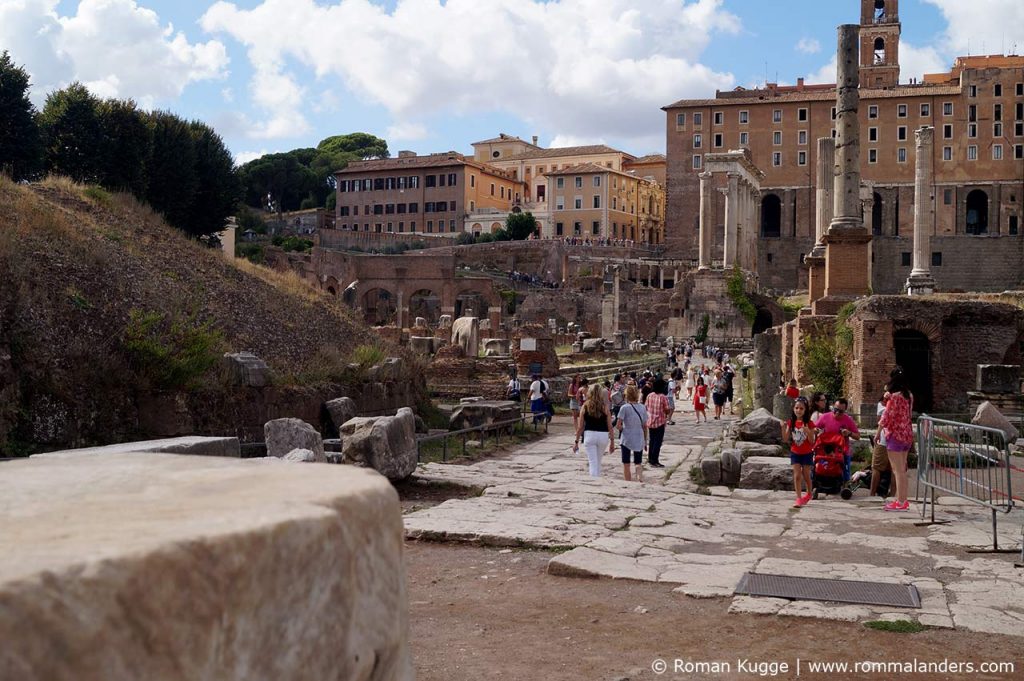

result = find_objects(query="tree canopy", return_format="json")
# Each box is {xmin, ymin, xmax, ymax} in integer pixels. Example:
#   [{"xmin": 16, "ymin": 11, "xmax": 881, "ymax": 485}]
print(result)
[
  {"xmin": 0, "ymin": 51, "xmax": 43, "ymax": 180},
  {"xmin": 39, "ymin": 82, "xmax": 104, "ymax": 183},
  {"xmin": 505, "ymin": 212, "xmax": 538, "ymax": 240}
]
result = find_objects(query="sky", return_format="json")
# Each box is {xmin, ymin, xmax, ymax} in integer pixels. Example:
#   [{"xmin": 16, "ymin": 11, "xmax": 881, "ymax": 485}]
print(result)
[{"xmin": 2, "ymin": 0, "xmax": 1022, "ymax": 164}]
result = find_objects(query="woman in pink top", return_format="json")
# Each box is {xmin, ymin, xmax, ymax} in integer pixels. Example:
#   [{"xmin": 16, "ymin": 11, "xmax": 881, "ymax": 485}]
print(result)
[{"xmin": 878, "ymin": 369, "xmax": 914, "ymax": 511}]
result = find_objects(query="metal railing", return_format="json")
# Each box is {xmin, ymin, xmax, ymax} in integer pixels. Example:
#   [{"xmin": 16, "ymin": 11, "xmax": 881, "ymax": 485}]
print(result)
[
  {"xmin": 415, "ymin": 412, "xmax": 543, "ymax": 463},
  {"xmin": 916, "ymin": 415, "xmax": 1018, "ymax": 553}
]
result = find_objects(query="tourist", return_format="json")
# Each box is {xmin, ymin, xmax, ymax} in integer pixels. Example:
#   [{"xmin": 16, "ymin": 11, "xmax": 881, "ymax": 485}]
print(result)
[
  {"xmin": 528, "ymin": 374, "xmax": 551, "ymax": 426},
  {"xmin": 568, "ymin": 374, "xmax": 582, "ymax": 429},
  {"xmin": 684, "ymin": 368, "xmax": 695, "ymax": 401},
  {"xmin": 723, "ymin": 363, "xmax": 736, "ymax": 415},
  {"xmin": 879, "ymin": 368, "xmax": 914, "ymax": 511},
  {"xmin": 784, "ymin": 379, "xmax": 800, "ymax": 399},
  {"xmin": 693, "ymin": 377, "xmax": 708, "ymax": 423},
  {"xmin": 665, "ymin": 375, "xmax": 677, "ymax": 425},
  {"xmin": 644, "ymin": 378, "xmax": 670, "ymax": 468},
  {"xmin": 609, "ymin": 374, "xmax": 626, "ymax": 426},
  {"xmin": 616, "ymin": 385, "xmax": 648, "ymax": 482},
  {"xmin": 813, "ymin": 397, "xmax": 861, "ymax": 481},
  {"xmin": 782, "ymin": 396, "xmax": 816, "ymax": 508},
  {"xmin": 505, "ymin": 370, "xmax": 522, "ymax": 402},
  {"xmin": 573, "ymin": 383, "xmax": 615, "ymax": 477},
  {"xmin": 808, "ymin": 392, "xmax": 829, "ymax": 424},
  {"xmin": 710, "ymin": 369, "xmax": 729, "ymax": 420},
  {"xmin": 870, "ymin": 389, "xmax": 892, "ymax": 498}
]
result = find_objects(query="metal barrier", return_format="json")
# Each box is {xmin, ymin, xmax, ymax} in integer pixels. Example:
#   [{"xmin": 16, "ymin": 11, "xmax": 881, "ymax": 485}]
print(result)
[
  {"xmin": 916, "ymin": 415, "xmax": 1017, "ymax": 553},
  {"xmin": 415, "ymin": 413, "xmax": 542, "ymax": 463}
]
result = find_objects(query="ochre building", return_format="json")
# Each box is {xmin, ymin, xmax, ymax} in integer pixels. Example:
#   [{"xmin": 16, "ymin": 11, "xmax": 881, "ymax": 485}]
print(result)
[{"xmin": 664, "ymin": 0, "xmax": 1024, "ymax": 292}]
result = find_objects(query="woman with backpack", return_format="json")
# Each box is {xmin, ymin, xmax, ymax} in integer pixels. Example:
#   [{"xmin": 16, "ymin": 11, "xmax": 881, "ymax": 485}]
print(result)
[{"xmin": 616, "ymin": 385, "xmax": 648, "ymax": 482}]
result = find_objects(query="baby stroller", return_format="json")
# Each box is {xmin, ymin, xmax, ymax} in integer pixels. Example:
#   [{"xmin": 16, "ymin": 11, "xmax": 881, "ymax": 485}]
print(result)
[{"xmin": 812, "ymin": 432, "xmax": 852, "ymax": 500}]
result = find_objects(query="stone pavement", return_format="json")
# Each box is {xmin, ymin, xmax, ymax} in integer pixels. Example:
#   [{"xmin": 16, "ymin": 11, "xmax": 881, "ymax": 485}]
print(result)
[{"xmin": 404, "ymin": 401, "xmax": 1024, "ymax": 636}]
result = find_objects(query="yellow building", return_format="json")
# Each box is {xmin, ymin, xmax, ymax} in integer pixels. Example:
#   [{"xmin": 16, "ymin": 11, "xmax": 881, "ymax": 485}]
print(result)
[{"xmin": 544, "ymin": 164, "xmax": 664, "ymax": 243}]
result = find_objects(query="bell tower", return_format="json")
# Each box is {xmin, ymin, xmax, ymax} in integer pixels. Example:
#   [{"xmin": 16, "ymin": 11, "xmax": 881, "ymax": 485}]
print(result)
[{"xmin": 859, "ymin": 0, "xmax": 901, "ymax": 88}]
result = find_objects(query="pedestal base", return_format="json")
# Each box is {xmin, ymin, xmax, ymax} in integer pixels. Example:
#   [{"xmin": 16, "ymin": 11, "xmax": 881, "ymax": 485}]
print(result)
[
  {"xmin": 805, "ymin": 254, "xmax": 826, "ymax": 307},
  {"xmin": 820, "ymin": 227, "xmax": 872, "ymax": 304},
  {"xmin": 905, "ymin": 273, "xmax": 937, "ymax": 297}
]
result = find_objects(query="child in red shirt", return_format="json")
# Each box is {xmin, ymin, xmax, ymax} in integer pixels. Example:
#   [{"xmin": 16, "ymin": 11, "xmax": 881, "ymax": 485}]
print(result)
[
  {"xmin": 784, "ymin": 379, "xmax": 800, "ymax": 399},
  {"xmin": 782, "ymin": 396, "xmax": 816, "ymax": 508}
]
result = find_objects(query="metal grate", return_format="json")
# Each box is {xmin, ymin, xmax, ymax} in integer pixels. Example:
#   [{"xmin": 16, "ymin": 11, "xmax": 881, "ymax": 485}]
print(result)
[{"xmin": 735, "ymin": 573, "xmax": 921, "ymax": 608}]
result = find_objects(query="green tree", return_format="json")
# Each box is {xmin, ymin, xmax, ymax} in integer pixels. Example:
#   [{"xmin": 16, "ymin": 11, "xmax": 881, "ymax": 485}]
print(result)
[
  {"xmin": 145, "ymin": 111, "xmax": 197, "ymax": 231},
  {"xmin": 187, "ymin": 120, "xmax": 241, "ymax": 238},
  {"xmin": 38, "ymin": 82, "xmax": 103, "ymax": 182},
  {"xmin": 316, "ymin": 132, "xmax": 389, "ymax": 159},
  {"xmin": 238, "ymin": 151, "xmax": 319, "ymax": 212},
  {"xmin": 97, "ymin": 98, "xmax": 153, "ymax": 195},
  {"xmin": 0, "ymin": 51, "xmax": 43, "ymax": 180},
  {"xmin": 505, "ymin": 211, "xmax": 537, "ymax": 240}
]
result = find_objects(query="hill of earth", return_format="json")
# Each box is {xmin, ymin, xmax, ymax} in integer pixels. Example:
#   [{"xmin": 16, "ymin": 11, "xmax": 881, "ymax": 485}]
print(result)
[{"xmin": 0, "ymin": 176, "xmax": 417, "ymax": 454}]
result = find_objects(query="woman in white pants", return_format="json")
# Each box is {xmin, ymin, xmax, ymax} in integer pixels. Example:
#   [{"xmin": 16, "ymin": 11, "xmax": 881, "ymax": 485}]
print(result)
[{"xmin": 573, "ymin": 384, "xmax": 615, "ymax": 477}]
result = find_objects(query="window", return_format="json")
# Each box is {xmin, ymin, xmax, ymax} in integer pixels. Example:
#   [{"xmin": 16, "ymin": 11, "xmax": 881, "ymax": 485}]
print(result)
[
  {"xmin": 1016, "ymin": 122, "xmax": 1024, "ymax": 136},
  {"xmin": 1016, "ymin": 145, "xmax": 1024, "ymax": 159},
  {"xmin": 1019, "ymin": 103, "xmax": 1024, "ymax": 120},
  {"xmin": 943, "ymin": 146, "xmax": 953, "ymax": 161},
  {"xmin": 967, "ymin": 145, "xmax": 978, "ymax": 161},
  {"xmin": 968, "ymin": 123, "xmax": 977, "ymax": 138},
  {"xmin": 994, "ymin": 122, "xmax": 1003, "ymax": 137},
  {"xmin": 994, "ymin": 84, "xmax": 1002, "ymax": 97},
  {"xmin": 676, "ymin": 112, "xmax": 686, "ymax": 128},
  {"xmin": 398, "ymin": 221, "xmax": 404, "ymax": 233},
  {"xmin": 692, "ymin": 155, "xmax": 702, "ymax": 169},
  {"xmin": 500, "ymin": 186, "xmax": 505, "ymax": 199},
  {"xmin": 555, "ymin": 222, "xmax": 564, "ymax": 236},
  {"xmin": 943, "ymin": 189, "xmax": 952, "ymax": 205},
  {"xmin": 798, "ymin": 130, "xmax": 807, "ymax": 145},
  {"xmin": 426, "ymin": 220, "xmax": 433, "ymax": 233},
  {"xmin": 898, "ymin": 104, "xmax": 907, "ymax": 118},
  {"xmin": 693, "ymin": 134, "xmax": 702, "ymax": 148},
  {"xmin": 993, "ymin": 144, "xmax": 1003, "ymax": 160},
  {"xmin": 797, "ymin": 108, "xmax": 807, "ymax": 122},
  {"xmin": 449, "ymin": 219, "xmax": 456, "ymax": 232},
  {"xmin": 425, "ymin": 175, "xmax": 436, "ymax": 188},
  {"xmin": 556, "ymin": 177, "xmax": 564, "ymax": 189},
  {"xmin": 773, "ymin": 131, "xmax": 782, "ymax": 145},
  {"xmin": 373, "ymin": 204, "xmax": 383, "ymax": 215},
  {"xmin": 339, "ymin": 206, "xmax": 350, "ymax": 217},
  {"xmin": 575, "ymin": 176, "xmax": 583, "ymax": 189},
  {"xmin": 592, "ymin": 221, "xmax": 600, "ymax": 235},
  {"xmin": 869, "ymin": 127, "xmax": 878, "ymax": 142},
  {"xmin": 574, "ymin": 197, "xmax": 582, "ymax": 209},
  {"xmin": 772, "ymin": 152, "xmax": 782, "ymax": 167},
  {"xmin": 408, "ymin": 202, "xmax": 418, "ymax": 213},
  {"xmin": 593, "ymin": 176, "xmax": 601, "ymax": 187},
  {"xmin": 739, "ymin": 131, "xmax": 749, "ymax": 145},
  {"xmin": 943, "ymin": 102, "xmax": 953, "ymax": 116},
  {"xmin": 438, "ymin": 173, "xmax": 446, "ymax": 187},
  {"xmin": 969, "ymin": 104, "xmax": 977, "ymax": 122},
  {"xmin": 869, "ymin": 149, "xmax": 878, "ymax": 163},
  {"xmin": 798, "ymin": 151, "xmax": 807, "ymax": 166},
  {"xmin": 1009, "ymin": 215, "xmax": 1019, "ymax": 235},
  {"xmin": 693, "ymin": 112, "xmax": 703, "ymax": 127},
  {"xmin": 714, "ymin": 111, "xmax": 723, "ymax": 125},
  {"xmin": 397, "ymin": 203, "xmax": 406, "ymax": 214},
  {"xmin": 932, "ymin": 252, "xmax": 942, "ymax": 267},
  {"xmin": 470, "ymin": 175, "xmax": 475, "ymax": 188},
  {"xmin": 410, "ymin": 221, "xmax": 416, "ymax": 232},
  {"xmin": 869, "ymin": 105, "xmax": 878, "ymax": 119},
  {"xmin": 994, "ymin": 104, "xmax": 1002, "ymax": 121},
  {"xmin": 772, "ymin": 109, "xmax": 782, "ymax": 123},
  {"xmin": 448, "ymin": 173, "xmax": 456, "ymax": 186},
  {"xmin": 468, "ymin": 201, "xmax": 474, "ymax": 212},
  {"xmin": 714, "ymin": 133, "xmax": 723, "ymax": 148},
  {"xmin": 739, "ymin": 110, "xmax": 749, "ymax": 124},
  {"xmin": 921, "ymin": 103, "xmax": 930, "ymax": 117},
  {"xmin": 409, "ymin": 176, "xmax": 419, "ymax": 189},
  {"xmin": 897, "ymin": 148, "xmax": 907, "ymax": 163},
  {"xmin": 573, "ymin": 221, "xmax": 582, "ymax": 235},
  {"xmin": 831, "ymin": 107, "xmax": 837, "ymax": 120},
  {"xmin": 1017, "ymin": 83, "xmax": 1024, "ymax": 97},
  {"xmin": 969, "ymin": 84, "xmax": 977, "ymax": 98},
  {"xmin": 593, "ymin": 195, "xmax": 601, "ymax": 209},
  {"xmin": 943, "ymin": 124, "xmax": 953, "ymax": 139},
  {"xmin": 424, "ymin": 202, "xmax": 434, "ymax": 212},
  {"xmin": 385, "ymin": 203, "xmax": 395, "ymax": 214},
  {"xmin": 901, "ymin": 252, "xmax": 911, "ymax": 267},
  {"xmin": 555, "ymin": 197, "xmax": 564, "ymax": 210},
  {"xmin": 386, "ymin": 222, "xmax": 393, "ymax": 232},
  {"xmin": 490, "ymin": 183, "xmax": 495, "ymax": 196},
  {"xmin": 385, "ymin": 177, "xmax": 396, "ymax": 190},
  {"xmin": 897, "ymin": 126, "xmax": 907, "ymax": 141}
]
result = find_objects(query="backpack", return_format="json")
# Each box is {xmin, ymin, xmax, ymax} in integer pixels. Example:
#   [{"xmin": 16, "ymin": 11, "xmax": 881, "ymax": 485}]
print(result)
[{"xmin": 506, "ymin": 379, "xmax": 521, "ymax": 401}]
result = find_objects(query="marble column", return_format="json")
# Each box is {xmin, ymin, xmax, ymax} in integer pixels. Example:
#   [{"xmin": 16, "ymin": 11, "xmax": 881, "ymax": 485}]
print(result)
[
  {"xmin": 907, "ymin": 126, "xmax": 937, "ymax": 295},
  {"xmin": 698, "ymin": 171, "xmax": 713, "ymax": 269},
  {"xmin": 723, "ymin": 172, "xmax": 740, "ymax": 268},
  {"xmin": 814, "ymin": 137, "xmax": 835, "ymax": 254}
]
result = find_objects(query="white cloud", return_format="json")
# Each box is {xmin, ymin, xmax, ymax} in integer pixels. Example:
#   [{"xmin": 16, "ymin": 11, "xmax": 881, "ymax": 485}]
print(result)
[
  {"xmin": 234, "ymin": 149, "xmax": 270, "ymax": 165},
  {"xmin": 796, "ymin": 37, "xmax": 821, "ymax": 54},
  {"xmin": 805, "ymin": 55, "xmax": 837, "ymax": 85},
  {"xmin": 201, "ymin": 0, "xmax": 740, "ymax": 148},
  {"xmin": 549, "ymin": 134, "xmax": 607, "ymax": 148},
  {"xmin": 923, "ymin": 0, "xmax": 1024, "ymax": 58},
  {"xmin": 386, "ymin": 122, "xmax": 428, "ymax": 142},
  {"xmin": 0, "ymin": 0, "xmax": 228, "ymax": 107},
  {"xmin": 898, "ymin": 43, "xmax": 948, "ymax": 80}
]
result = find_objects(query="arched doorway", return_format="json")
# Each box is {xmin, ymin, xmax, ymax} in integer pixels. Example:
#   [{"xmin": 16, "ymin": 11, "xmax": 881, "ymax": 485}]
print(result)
[
  {"xmin": 362, "ymin": 288, "xmax": 396, "ymax": 326},
  {"xmin": 871, "ymin": 192, "xmax": 883, "ymax": 235},
  {"xmin": 966, "ymin": 189, "xmax": 988, "ymax": 234},
  {"xmin": 761, "ymin": 194, "xmax": 782, "ymax": 237},
  {"xmin": 752, "ymin": 308, "xmax": 774, "ymax": 336},
  {"xmin": 894, "ymin": 330, "xmax": 933, "ymax": 412},
  {"xmin": 409, "ymin": 289, "xmax": 441, "ymax": 325}
]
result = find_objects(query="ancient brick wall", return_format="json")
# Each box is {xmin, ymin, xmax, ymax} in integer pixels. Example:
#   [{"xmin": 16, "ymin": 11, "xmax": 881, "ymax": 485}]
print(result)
[{"xmin": 870, "ymin": 235, "xmax": 1024, "ymax": 293}]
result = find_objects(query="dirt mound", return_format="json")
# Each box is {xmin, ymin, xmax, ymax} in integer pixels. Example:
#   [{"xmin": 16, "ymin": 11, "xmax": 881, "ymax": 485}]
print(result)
[{"xmin": 0, "ymin": 176, "xmax": 412, "ymax": 453}]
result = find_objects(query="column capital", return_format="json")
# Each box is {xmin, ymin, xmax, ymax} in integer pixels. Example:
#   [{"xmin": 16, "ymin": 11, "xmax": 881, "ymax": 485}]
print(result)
[{"xmin": 698, "ymin": 171, "xmax": 713, "ymax": 181}]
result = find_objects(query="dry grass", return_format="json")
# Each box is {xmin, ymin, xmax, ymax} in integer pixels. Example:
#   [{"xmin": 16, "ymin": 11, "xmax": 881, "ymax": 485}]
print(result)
[{"xmin": 230, "ymin": 257, "xmax": 328, "ymax": 306}]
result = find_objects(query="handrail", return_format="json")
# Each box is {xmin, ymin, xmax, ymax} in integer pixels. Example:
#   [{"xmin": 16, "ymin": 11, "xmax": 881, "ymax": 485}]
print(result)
[
  {"xmin": 916, "ymin": 414, "xmax": 1017, "ymax": 554},
  {"xmin": 415, "ymin": 413, "xmax": 540, "ymax": 463}
]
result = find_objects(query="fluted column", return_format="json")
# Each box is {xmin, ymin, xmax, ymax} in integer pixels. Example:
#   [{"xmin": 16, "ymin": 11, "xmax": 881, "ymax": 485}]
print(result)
[
  {"xmin": 814, "ymin": 137, "xmax": 835, "ymax": 253},
  {"xmin": 907, "ymin": 126, "xmax": 937, "ymax": 295},
  {"xmin": 698, "ymin": 171, "xmax": 713, "ymax": 269},
  {"xmin": 723, "ymin": 173, "xmax": 739, "ymax": 268}
]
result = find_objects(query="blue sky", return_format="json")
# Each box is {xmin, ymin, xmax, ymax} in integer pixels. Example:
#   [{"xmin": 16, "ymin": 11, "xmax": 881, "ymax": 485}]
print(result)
[{"xmin": 3, "ymin": 1, "xmax": 1020, "ymax": 163}]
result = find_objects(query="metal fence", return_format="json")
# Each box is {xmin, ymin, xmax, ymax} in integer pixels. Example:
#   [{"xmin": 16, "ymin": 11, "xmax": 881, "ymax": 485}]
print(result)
[
  {"xmin": 916, "ymin": 415, "xmax": 1017, "ymax": 553},
  {"xmin": 415, "ymin": 413, "xmax": 543, "ymax": 463}
]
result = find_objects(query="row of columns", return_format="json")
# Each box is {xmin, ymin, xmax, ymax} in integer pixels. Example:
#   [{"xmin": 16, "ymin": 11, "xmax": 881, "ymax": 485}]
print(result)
[{"xmin": 698, "ymin": 171, "xmax": 761, "ymax": 271}]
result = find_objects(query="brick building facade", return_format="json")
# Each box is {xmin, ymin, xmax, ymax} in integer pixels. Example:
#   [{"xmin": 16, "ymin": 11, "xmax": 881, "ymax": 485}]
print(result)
[{"xmin": 664, "ymin": 0, "xmax": 1024, "ymax": 293}]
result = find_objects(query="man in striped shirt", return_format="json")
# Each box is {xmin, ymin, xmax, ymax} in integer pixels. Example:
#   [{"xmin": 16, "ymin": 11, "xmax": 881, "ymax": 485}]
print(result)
[{"xmin": 644, "ymin": 378, "xmax": 670, "ymax": 468}]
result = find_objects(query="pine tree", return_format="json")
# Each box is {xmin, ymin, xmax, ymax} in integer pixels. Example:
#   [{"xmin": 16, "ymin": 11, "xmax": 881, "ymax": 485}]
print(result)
[
  {"xmin": 38, "ymin": 82, "xmax": 104, "ymax": 182},
  {"xmin": 0, "ymin": 51, "xmax": 43, "ymax": 180},
  {"xmin": 187, "ymin": 120, "xmax": 241, "ymax": 238},
  {"xmin": 98, "ymin": 98, "xmax": 153, "ymax": 196},
  {"xmin": 145, "ymin": 111, "xmax": 197, "ymax": 231}
]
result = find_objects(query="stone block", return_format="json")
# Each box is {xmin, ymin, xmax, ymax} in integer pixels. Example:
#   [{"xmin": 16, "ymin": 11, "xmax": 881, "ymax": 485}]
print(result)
[
  {"xmin": 736, "ymin": 408, "xmax": 784, "ymax": 446},
  {"xmin": 699, "ymin": 457, "xmax": 722, "ymax": 485},
  {"xmin": 720, "ymin": 449, "xmax": 742, "ymax": 485},
  {"xmin": 732, "ymin": 441, "xmax": 786, "ymax": 459},
  {"xmin": 971, "ymin": 401, "xmax": 1021, "ymax": 443},
  {"xmin": 325, "ymin": 397, "xmax": 357, "ymax": 435},
  {"xmin": 581, "ymin": 338, "xmax": 605, "ymax": 353},
  {"xmin": 449, "ymin": 401, "xmax": 521, "ymax": 431},
  {"xmin": 739, "ymin": 456, "xmax": 793, "ymax": 490},
  {"xmin": 264, "ymin": 418, "xmax": 325, "ymax": 463},
  {"xmin": 283, "ymin": 448, "xmax": 316, "ymax": 462},
  {"xmin": 976, "ymin": 365, "xmax": 1021, "ymax": 394},
  {"xmin": 0, "ymin": 453, "xmax": 413, "ymax": 680},
  {"xmin": 483, "ymin": 338, "xmax": 511, "ymax": 357},
  {"xmin": 33, "ymin": 436, "xmax": 241, "ymax": 459},
  {"xmin": 340, "ymin": 407, "xmax": 418, "ymax": 480},
  {"xmin": 222, "ymin": 352, "xmax": 271, "ymax": 388},
  {"xmin": 408, "ymin": 336, "xmax": 437, "ymax": 355}
]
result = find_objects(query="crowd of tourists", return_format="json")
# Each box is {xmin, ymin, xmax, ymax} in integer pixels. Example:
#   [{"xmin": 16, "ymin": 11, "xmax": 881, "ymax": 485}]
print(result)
[
  {"xmin": 779, "ymin": 367, "xmax": 914, "ymax": 512},
  {"xmin": 507, "ymin": 270, "xmax": 559, "ymax": 288}
]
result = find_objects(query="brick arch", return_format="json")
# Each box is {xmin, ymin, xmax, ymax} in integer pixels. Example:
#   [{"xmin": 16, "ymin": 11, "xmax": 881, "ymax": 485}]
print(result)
[{"xmin": 893, "ymin": 319, "xmax": 942, "ymax": 345}]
